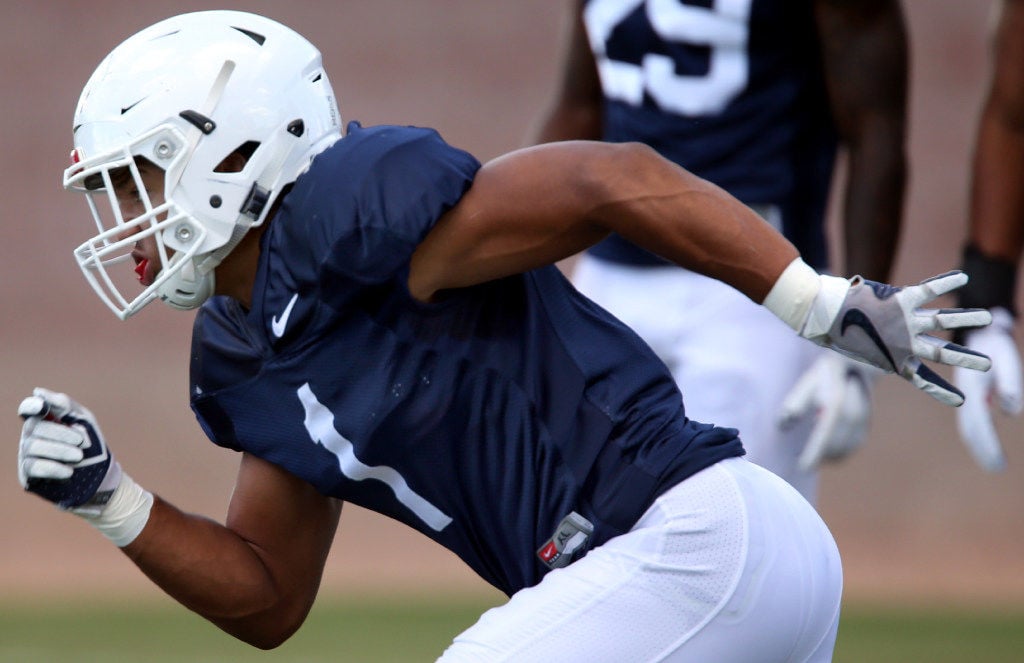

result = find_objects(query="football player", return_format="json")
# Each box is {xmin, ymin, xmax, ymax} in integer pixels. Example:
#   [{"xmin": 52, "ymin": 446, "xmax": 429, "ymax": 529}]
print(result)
[
  {"xmin": 18, "ymin": 10, "xmax": 989, "ymax": 661},
  {"xmin": 535, "ymin": 0, "xmax": 909, "ymax": 501}
]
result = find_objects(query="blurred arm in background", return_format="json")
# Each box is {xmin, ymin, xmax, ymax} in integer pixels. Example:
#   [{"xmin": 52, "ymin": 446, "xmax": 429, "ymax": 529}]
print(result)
[{"xmin": 954, "ymin": 0, "xmax": 1024, "ymax": 472}]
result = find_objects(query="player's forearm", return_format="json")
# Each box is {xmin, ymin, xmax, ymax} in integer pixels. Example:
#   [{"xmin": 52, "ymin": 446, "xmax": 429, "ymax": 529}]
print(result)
[
  {"xmin": 841, "ymin": 135, "xmax": 906, "ymax": 281},
  {"xmin": 122, "ymin": 496, "xmax": 310, "ymax": 648},
  {"xmin": 968, "ymin": 0, "xmax": 1024, "ymax": 261},
  {"xmin": 817, "ymin": 0, "xmax": 907, "ymax": 281},
  {"xmin": 587, "ymin": 143, "xmax": 800, "ymax": 302},
  {"xmin": 968, "ymin": 112, "xmax": 1024, "ymax": 261},
  {"xmin": 534, "ymin": 0, "xmax": 602, "ymax": 144}
]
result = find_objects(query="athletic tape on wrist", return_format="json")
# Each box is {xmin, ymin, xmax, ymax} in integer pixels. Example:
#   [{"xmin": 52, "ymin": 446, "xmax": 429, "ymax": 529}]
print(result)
[
  {"xmin": 763, "ymin": 257, "xmax": 823, "ymax": 332},
  {"xmin": 81, "ymin": 473, "xmax": 154, "ymax": 547},
  {"xmin": 957, "ymin": 244, "xmax": 1018, "ymax": 314}
]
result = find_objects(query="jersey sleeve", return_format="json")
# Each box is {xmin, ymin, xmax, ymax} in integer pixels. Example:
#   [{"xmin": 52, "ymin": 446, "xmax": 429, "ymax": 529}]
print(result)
[{"xmin": 284, "ymin": 122, "xmax": 481, "ymax": 292}]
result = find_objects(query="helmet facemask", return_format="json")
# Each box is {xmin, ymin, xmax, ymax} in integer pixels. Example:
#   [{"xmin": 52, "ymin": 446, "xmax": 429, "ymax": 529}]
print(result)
[{"xmin": 66, "ymin": 125, "xmax": 216, "ymax": 319}]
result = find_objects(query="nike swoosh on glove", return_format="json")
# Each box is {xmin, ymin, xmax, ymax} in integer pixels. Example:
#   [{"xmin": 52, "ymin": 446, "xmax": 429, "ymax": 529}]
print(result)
[
  {"xmin": 953, "ymin": 307, "xmax": 1022, "ymax": 471},
  {"xmin": 765, "ymin": 259, "xmax": 992, "ymax": 408}
]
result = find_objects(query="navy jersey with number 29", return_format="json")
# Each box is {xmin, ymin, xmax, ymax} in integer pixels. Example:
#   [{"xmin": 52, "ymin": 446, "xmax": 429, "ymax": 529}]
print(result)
[
  {"xmin": 584, "ymin": 0, "xmax": 837, "ymax": 268},
  {"xmin": 188, "ymin": 122, "xmax": 743, "ymax": 596}
]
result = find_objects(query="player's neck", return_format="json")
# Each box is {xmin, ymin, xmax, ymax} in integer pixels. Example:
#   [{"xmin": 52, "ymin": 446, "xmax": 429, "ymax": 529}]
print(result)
[{"xmin": 213, "ymin": 222, "xmax": 268, "ymax": 310}]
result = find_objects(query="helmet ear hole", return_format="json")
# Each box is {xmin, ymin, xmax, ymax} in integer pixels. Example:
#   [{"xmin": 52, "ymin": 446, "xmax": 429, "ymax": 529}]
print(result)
[{"xmin": 214, "ymin": 141, "xmax": 260, "ymax": 173}]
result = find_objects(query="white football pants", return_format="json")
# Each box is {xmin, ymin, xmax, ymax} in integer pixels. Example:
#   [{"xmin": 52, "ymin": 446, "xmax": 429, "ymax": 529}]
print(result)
[
  {"xmin": 571, "ymin": 256, "xmax": 822, "ymax": 502},
  {"xmin": 438, "ymin": 457, "xmax": 842, "ymax": 662}
]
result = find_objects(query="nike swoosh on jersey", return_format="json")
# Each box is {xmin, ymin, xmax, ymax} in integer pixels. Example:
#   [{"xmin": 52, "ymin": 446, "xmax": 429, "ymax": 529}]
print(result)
[
  {"xmin": 840, "ymin": 309, "xmax": 897, "ymax": 371},
  {"xmin": 271, "ymin": 293, "xmax": 299, "ymax": 338}
]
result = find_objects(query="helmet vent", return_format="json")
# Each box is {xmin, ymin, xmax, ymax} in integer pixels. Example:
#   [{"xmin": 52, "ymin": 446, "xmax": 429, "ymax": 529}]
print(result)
[{"xmin": 232, "ymin": 27, "xmax": 266, "ymax": 45}]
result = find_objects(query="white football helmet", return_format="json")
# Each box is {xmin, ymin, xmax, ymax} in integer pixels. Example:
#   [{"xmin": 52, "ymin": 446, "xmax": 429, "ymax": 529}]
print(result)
[{"xmin": 64, "ymin": 10, "xmax": 343, "ymax": 319}]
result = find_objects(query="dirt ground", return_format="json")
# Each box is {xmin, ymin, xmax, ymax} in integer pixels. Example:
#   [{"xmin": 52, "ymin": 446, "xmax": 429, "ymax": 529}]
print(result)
[{"xmin": 1, "ymin": 1, "xmax": 1022, "ymax": 610}]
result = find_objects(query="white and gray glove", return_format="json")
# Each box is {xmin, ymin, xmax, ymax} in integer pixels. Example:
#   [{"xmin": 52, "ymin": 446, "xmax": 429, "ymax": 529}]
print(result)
[
  {"xmin": 953, "ymin": 307, "xmax": 1022, "ymax": 472},
  {"xmin": 18, "ymin": 388, "xmax": 152, "ymax": 546},
  {"xmin": 780, "ymin": 351, "xmax": 882, "ymax": 471},
  {"xmin": 764, "ymin": 258, "xmax": 993, "ymax": 406}
]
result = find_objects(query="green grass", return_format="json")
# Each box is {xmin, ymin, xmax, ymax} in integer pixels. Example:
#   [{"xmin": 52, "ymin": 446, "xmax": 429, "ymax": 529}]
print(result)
[
  {"xmin": 833, "ymin": 604, "xmax": 1024, "ymax": 663},
  {"xmin": 0, "ymin": 595, "xmax": 493, "ymax": 663},
  {"xmin": 1, "ymin": 597, "xmax": 1022, "ymax": 662}
]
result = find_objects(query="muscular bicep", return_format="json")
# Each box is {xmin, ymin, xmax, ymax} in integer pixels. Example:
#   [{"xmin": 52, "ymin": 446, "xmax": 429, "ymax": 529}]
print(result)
[
  {"xmin": 215, "ymin": 453, "xmax": 342, "ymax": 640},
  {"xmin": 227, "ymin": 453, "xmax": 341, "ymax": 575},
  {"xmin": 408, "ymin": 142, "xmax": 612, "ymax": 300}
]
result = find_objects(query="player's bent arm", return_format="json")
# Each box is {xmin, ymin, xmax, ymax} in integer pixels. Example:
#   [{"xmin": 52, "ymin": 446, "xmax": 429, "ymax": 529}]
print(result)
[
  {"xmin": 409, "ymin": 140, "xmax": 992, "ymax": 407},
  {"xmin": 815, "ymin": 0, "xmax": 908, "ymax": 281},
  {"xmin": 122, "ymin": 452, "xmax": 341, "ymax": 649},
  {"xmin": 409, "ymin": 140, "xmax": 799, "ymax": 304}
]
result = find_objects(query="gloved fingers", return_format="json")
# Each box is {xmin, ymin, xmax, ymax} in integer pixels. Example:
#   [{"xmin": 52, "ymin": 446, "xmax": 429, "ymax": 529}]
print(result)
[
  {"xmin": 994, "ymin": 367, "xmax": 1024, "ymax": 416},
  {"xmin": 977, "ymin": 329, "xmax": 1024, "ymax": 416},
  {"xmin": 778, "ymin": 362, "xmax": 823, "ymax": 429},
  {"xmin": 797, "ymin": 375, "xmax": 872, "ymax": 471},
  {"xmin": 21, "ymin": 419, "xmax": 88, "ymax": 450},
  {"xmin": 954, "ymin": 365, "xmax": 1007, "ymax": 472},
  {"xmin": 29, "ymin": 388, "xmax": 75, "ymax": 420},
  {"xmin": 912, "ymin": 335, "xmax": 992, "ymax": 371},
  {"xmin": 21, "ymin": 457, "xmax": 75, "ymax": 482},
  {"xmin": 18, "ymin": 395, "xmax": 48, "ymax": 419},
  {"xmin": 956, "ymin": 411, "xmax": 1007, "ymax": 472},
  {"xmin": 797, "ymin": 397, "xmax": 843, "ymax": 471},
  {"xmin": 929, "ymin": 307, "xmax": 993, "ymax": 332},
  {"xmin": 904, "ymin": 271, "xmax": 968, "ymax": 306},
  {"xmin": 903, "ymin": 359, "xmax": 964, "ymax": 407},
  {"xmin": 22, "ymin": 436, "xmax": 86, "ymax": 464}
]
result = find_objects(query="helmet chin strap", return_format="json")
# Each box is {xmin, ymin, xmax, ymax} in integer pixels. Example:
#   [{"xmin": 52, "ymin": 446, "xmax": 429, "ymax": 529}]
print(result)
[{"xmin": 158, "ymin": 258, "xmax": 215, "ymax": 310}]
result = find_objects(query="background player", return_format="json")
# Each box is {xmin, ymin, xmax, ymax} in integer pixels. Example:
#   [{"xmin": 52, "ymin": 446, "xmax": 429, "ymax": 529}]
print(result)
[
  {"xmin": 536, "ymin": 0, "xmax": 908, "ymax": 501},
  {"xmin": 954, "ymin": 0, "xmax": 1024, "ymax": 471},
  {"xmin": 16, "ymin": 10, "xmax": 989, "ymax": 661}
]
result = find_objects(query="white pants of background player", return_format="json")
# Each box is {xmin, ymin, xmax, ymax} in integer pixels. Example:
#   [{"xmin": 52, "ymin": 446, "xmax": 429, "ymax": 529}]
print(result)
[
  {"xmin": 438, "ymin": 457, "xmax": 842, "ymax": 662},
  {"xmin": 572, "ymin": 255, "xmax": 822, "ymax": 501}
]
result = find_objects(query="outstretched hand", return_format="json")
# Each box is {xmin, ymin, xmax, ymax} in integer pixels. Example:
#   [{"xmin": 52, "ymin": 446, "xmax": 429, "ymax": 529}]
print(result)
[
  {"xmin": 788, "ymin": 270, "xmax": 993, "ymax": 407},
  {"xmin": 765, "ymin": 266, "xmax": 995, "ymax": 409}
]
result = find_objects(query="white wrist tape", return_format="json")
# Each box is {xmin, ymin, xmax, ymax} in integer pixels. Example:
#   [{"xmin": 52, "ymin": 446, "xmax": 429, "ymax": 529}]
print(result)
[
  {"xmin": 80, "ymin": 472, "xmax": 154, "ymax": 547},
  {"xmin": 763, "ymin": 258, "xmax": 824, "ymax": 332},
  {"xmin": 763, "ymin": 257, "xmax": 851, "ymax": 338}
]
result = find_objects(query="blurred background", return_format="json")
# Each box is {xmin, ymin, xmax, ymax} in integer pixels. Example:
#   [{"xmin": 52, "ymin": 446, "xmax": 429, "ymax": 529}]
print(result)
[{"xmin": 1, "ymin": 0, "xmax": 1021, "ymax": 634}]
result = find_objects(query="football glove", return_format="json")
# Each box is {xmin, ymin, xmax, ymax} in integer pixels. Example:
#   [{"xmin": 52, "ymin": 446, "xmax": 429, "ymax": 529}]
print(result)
[
  {"xmin": 953, "ymin": 307, "xmax": 1022, "ymax": 472},
  {"xmin": 780, "ymin": 351, "xmax": 881, "ymax": 471},
  {"xmin": 19, "ymin": 388, "xmax": 121, "ymax": 514},
  {"xmin": 765, "ymin": 259, "xmax": 993, "ymax": 407},
  {"xmin": 18, "ymin": 388, "xmax": 152, "ymax": 545}
]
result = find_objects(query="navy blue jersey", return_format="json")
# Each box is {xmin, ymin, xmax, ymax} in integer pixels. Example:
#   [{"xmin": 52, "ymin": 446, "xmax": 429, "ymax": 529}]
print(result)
[
  {"xmin": 189, "ymin": 122, "xmax": 743, "ymax": 596},
  {"xmin": 583, "ymin": 0, "xmax": 836, "ymax": 268}
]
